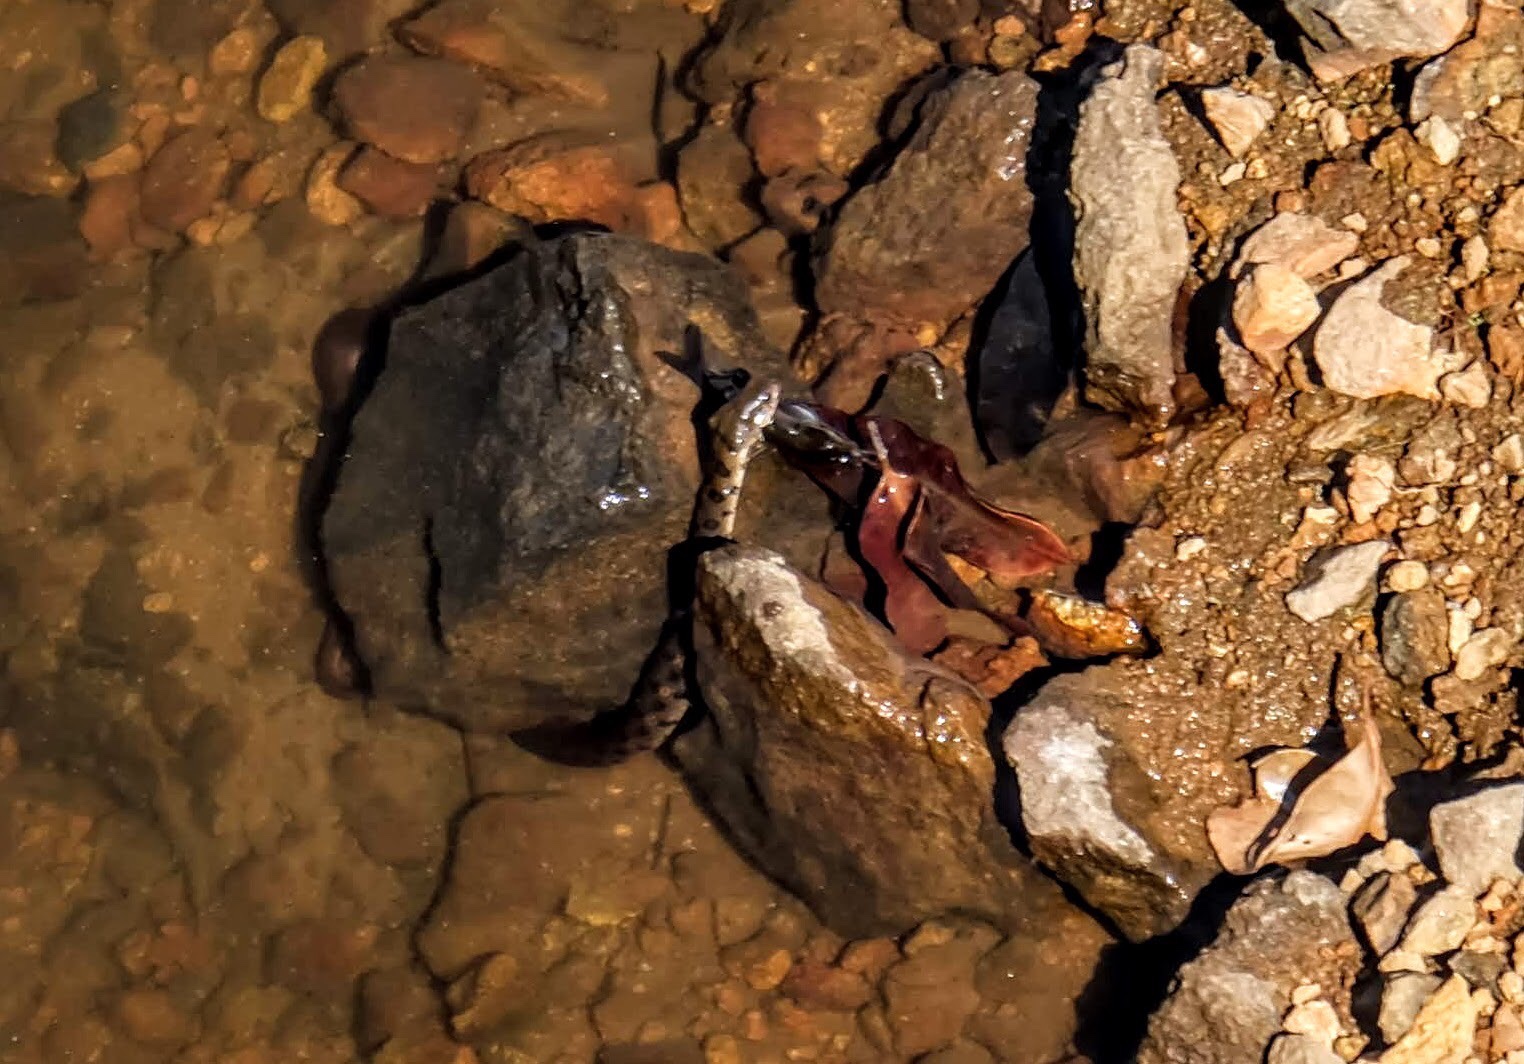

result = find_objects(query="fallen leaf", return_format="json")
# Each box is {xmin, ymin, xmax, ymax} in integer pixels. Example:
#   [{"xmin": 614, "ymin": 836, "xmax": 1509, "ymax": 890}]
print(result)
[
  {"xmin": 856, "ymin": 453, "xmax": 949, "ymax": 655},
  {"xmin": 1206, "ymin": 712, "xmax": 1393, "ymax": 875}
]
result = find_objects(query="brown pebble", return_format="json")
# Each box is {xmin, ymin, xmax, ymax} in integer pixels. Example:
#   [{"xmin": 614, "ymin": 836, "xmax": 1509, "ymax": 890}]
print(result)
[
  {"xmin": 333, "ymin": 54, "xmax": 483, "ymax": 164},
  {"xmin": 139, "ymin": 129, "xmax": 230, "ymax": 233},
  {"xmin": 79, "ymin": 175, "xmax": 143, "ymax": 260},
  {"xmin": 464, "ymin": 137, "xmax": 641, "ymax": 230},
  {"xmin": 337, "ymin": 146, "xmax": 440, "ymax": 219},
  {"xmin": 114, "ymin": 988, "xmax": 196, "ymax": 1047}
]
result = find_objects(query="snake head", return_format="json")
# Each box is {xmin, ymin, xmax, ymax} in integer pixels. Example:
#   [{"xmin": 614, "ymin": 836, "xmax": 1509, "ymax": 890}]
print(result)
[{"xmin": 711, "ymin": 381, "xmax": 782, "ymax": 463}]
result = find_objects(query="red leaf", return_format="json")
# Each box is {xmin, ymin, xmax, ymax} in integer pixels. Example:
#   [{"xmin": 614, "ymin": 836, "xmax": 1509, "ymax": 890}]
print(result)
[{"xmin": 856, "ymin": 464, "xmax": 949, "ymax": 655}]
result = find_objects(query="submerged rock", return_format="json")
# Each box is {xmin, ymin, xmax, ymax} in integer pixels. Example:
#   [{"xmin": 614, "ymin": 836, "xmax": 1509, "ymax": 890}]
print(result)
[
  {"xmin": 322, "ymin": 233, "xmax": 814, "ymax": 733},
  {"xmin": 1070, "ymin": 45, "xmax": 1189, "ymax": 427},
  {"xmin": 1139, "ymin": 872, "xmax": 1359, "ymax": 1064},
  {"xmin": 670, "ymin": 545, "xmax": 1066, "ymax": 937}
]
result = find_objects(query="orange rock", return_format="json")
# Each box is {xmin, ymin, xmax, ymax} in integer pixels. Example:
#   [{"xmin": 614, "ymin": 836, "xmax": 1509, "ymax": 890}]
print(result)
[
  {"xmin": 744, "ymin": 82, "xmax": 823, "ymax": 178},
  {"xmin": 79, "ymin": 175, "xmax": 143, "ymax": 260},
  {"xmin": 464, "ymin": 138, "xmax": 642, "ymax": 230}
]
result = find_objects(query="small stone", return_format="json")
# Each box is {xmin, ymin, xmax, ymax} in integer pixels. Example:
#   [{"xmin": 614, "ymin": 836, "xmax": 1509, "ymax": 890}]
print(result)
[
  {"xmin": 1493, "ymin": 188, "xmax": 1524, "ymax": 254},
  {"xmin": 333, "ymin": 54, "xmax": 483, "ymax": 164},
  {"xmin": 1416, "ymin": 115, "xmax": 1462, "ymax": 164},
  {"xmin": 1381, "ymin": 972, "xmax": 1446, "ymax": 1044},
  {"xmin": 1352, "ymin": 871, "xmax": 1418, "ymax": 955},
  {"xmin": 139, "ymin": 129, "xmax": 231, "ymax": 233},
  {"xmin": 1501, "ymin": 971, "xmax": 1524, "ymax": 1004},
  {"xmin": 1495, "ymin": 434, "xmax": 1524, "ymax": 473},
  {"xmin": 1381, "ymin": 974, "xmax": 1477, "ymax": 1064},
  {"xmin": 1287, "ymin": 0, "xmax": 1469, "ymax": 82},
  {"xmin": 1387, "ymin": 561, "xmax": 1430, "ymax": 592},
  {"xmin": 114, "ymin": 988, "xmax": 197, "ymax": 1047},
  {"xmin": 1201, "ymin": 87, "xmax": 1276, "ymax": 158},
  {"xmin": 1493, "ymin": 1005, "xmax": 1524, "ymax": 1057},
  {"xmin": 210, "ymin": 27, "xmax": 262, "ymax": 76},
  {"xmin": 1448, "ymin": 607, "xmax": 1473, "ymax": 656},
  {"xmin": 257, "ymin": 36, "xmax": 328, "ymax": 123},
  {"xmin": 79, "ymin": 174, "xmax": 143, "ymax": 260},
  {"xmin": 1400, "ymin": 885, "xmax": 1476, "ymax": 957},
  {"xmin": 1267, "ymin": 1033, "xmax": 1343, "ymax": 1064},
  {"xmin": 305, "ymin": 143, "xmax": 364, "ymax": 226},
  {"xmin": 1285, "ymin": 540, "xmax": 1389, "ymax": 622},
  {"xmin": 82, "ymin": 142, "xmax": 144, "ymax": 181},
  {"xmin": 1454, "ymin": 627, "xmax": 1514, "ymax": 681},
  {"xmin": 1381, "ymin": 590, "xmax": 1451, "ymax": 686},
  {"xmin": 1236, "ymin": 212, "xmax": 1360, "ymax": 279},
  {"xmin": 1440, "ymin": 362, "xmax": 1493, "ymax": 408},
  {"xmin": 1344, "ymin": 453, "xmax": 1395, "ymax": 523},
  {"xmin": 1283, "ymin": 999, "xmax": 1340, "ymax": 1043},
  {"xmin": 1463, "ymin": 235, "xmax": 1490, "ymax": 282},
  {"xmin": 1431, "ymin": 784, "xmax": 1524, "ymax": 894},
  {"xmin": 1313, "ymin": 258, "xmax": 1444, "ymax": 400},
  {"xmin": 780, "ymin": 962, "xmax": 873, "ymax": 1011},
  {"xmin": 337, "ymin": 147, "xmax": 439, "ymax": 219},
  {"xmin": 1233, "ymin": 263, "xmax": 1322, "ymax": 354},
  {"xmin": 1319, "ymin": 109, "xmax": 1352, "ymax": 151},
  {"xmin": 464, "ymin": 139, "xmax": 645, "ymax": 232}
]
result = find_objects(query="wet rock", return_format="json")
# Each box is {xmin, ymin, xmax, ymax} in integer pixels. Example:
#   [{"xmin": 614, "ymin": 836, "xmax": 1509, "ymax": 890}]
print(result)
[
  {"xmin": 1284, "ymin": 540, "xmax": 1389, "ymax": 623},
  {"xmin": 780, "ymin": 961, "xmax": 873, "ymax": 1011},
  {"xmin": 0, "ymin": 122, "xmax": 76, "ymax": 197},
  {"xmin": 1201, "ymin": 87, "xmax": 1274, "ymax": 158},
  {"xmin": 265, "ymin": 0, "xmax": 417, "ymax": 57},
  {"xmin": 305, "ymin": 143, "xmax": 364, "ymax": 227},
  {"xmin": 1235, "ymin": 212, "xmax": 1359, "ymax": 280},
  {"xmin": 1232, "ymin": 263, "xmax": 1321, "ymax": 355},
  {"xmin": 0, "ymin": 195, "xmax": 90, "ymax": 304},
  {"xmin": 906, "ymin": 0, "xmax": 980, "ymax": 40},
  {"xmin": 1381, "ymin": 971, "xmax": 1445, "ymax": 1043},
  {"xmin": 1381, "ymin": 974, "xmax": 1476, "ymax": 1063},
  {"xmin": 691, "ymin": 0, "xmax": 939, "ymax": 177},
  {"xmin": 669, "ymin": 545, "xmax": 1064, "ymax": 937},
  {"xmin": 1139, "ymin": 873, "xmax": 1358, "ymax": 1064},
  {"xmin": 399, "ymin": 0, "xmax": 656, "ymax": 110},
  {"xmin": 1003, "ymin": 674, "xmax": 1199, "ymax": 940},
  {"xmin": 465, "ymin": 137, "xmax": 647, "ymax": 233},
  {"xmin": 1381, "ymin": 590, "xmax": 1451, "ymax": 686},
  {"xmin": 337, "ymin": 148, "xmax": 440, "ymax": 219},
  {"xmin": 257, "ymin": 36, "xmax": 328, "ymax": 124},
  {"xmin": 881, "ymin": 925, "xmax": 989, "ymax": 1056},
  {"xmin": 743, "ymin": 80, "xmax": 825, "ymax": 178},
  {"xmin": 759, "ymin": 169, "xmax": 848, "ymax": 237},
  {"xmin": 1070, "ymin": 45, "xmax": 1189, "ymax": 426},
  {"xmin": 56, "ymin": 88, "xmax": 130, "ymax": 173},
  {"xmin": 139, "ymin": 130, "xmax": 230, "ymax": 234},
  {"xmin": 1314, "ymin": 259, "xmax": 1443, "ymax": 399},
  {"xmin": 323, "ymin": 233, "xmax": 801, "ymax": 732},
  {"xmin": 79, "ymin": 174, "xmax": 145, "ymax": 261},
  {"xmin": 424, "ymin": 202, "xmax": 529, "ymax": 280},
  {"xmin": 1430, "ymin": 782, "xmax": 1524, "ymax": 894},
  {"xmin": 333, "ymin": 55, "xmax": 483, "ymax": 165},
  {"xmin": 1351, "ymin": 871, "xmax": 1417, "ymax": 954},
  {"xmin": 675, "ymin": 125, "xmax": 763, "ymax": 249},
  {"xmin": 1283, "ymin": 0, "xmax": 1470, "ymax": 82},
  {"xmin": 812, "ymin": 69, "xmax": 1039, "ymax": 337}
]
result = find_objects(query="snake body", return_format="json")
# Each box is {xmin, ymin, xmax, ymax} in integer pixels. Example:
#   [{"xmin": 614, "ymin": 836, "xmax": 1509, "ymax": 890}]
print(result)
[{"xmin": 528, "ymin": 380, "xmax": 782, "ymax": 764}]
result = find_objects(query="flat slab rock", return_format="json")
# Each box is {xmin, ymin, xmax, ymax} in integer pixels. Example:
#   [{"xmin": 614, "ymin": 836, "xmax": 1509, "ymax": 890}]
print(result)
[
  {"xmin": 1139, "ymin": 872, "xmax": 1359, "ymax": 1064},
  {"xmin": 322, "ymin": 232, "xmax": 817, "ymax": 733},
  {"xmin": 670, "ymin": 544, "xmax": 1069, "ymax": 938}
]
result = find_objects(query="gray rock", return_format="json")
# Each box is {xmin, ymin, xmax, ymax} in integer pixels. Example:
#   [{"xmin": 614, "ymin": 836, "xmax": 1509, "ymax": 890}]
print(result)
[
  {"xmin": 1430, "ymin": 782, "xmax": 1524, "ymax": 893},
  {"xmin": 1069, "ymin": 44, "xmax": 1189, "ymax": 427},
  {"xmin": 1380, "ymin": 971, "xmax": 1444, "ymax": 1043},
  {"xmin": 1283, "ymin": 0, "xmax": 1470, "ymax": 82},
  {"xmin": 322, "ymin": 233, "xmax": 816, "ymax": 733},
  {"xmin": 1397, "ymin": 885, "xmax": 1474, "ymax": 957},
  {"xmin": 1139, "ymin": 872, "xmax": 1359, "ymax": 1064},
  {"xmin": 1285, "ymin": 540, "xmax": 1389, "ymax": 622},
  {"xmin": 1312, "ymin": 259, "xmax": 1444, "ymax": 401},
  {"xmin": 813, "ymin": 69, "xmax": 1039, "ymax": 332},
  {"xmin": 1381, "ymin": 589, "xmax": 1451, "ymax": 686},
  {"xmin": 670, "ymin": 545, "xmax": 1070, "ymax": 937},
  {"xmin": 1351, "ymin": 871, "xmax": 1418, "ymax": 955},
  {"xmin": 1266, "ymin": 1033, "xmax": 1343, "ymax": 1064},
  {"xmin": 1003, "ymin": 683, "xmax": 1198, "ymax": 940},
  {"xmin": 1450, "ymin": 949, "xmax": 1507, "ymax": 995}
]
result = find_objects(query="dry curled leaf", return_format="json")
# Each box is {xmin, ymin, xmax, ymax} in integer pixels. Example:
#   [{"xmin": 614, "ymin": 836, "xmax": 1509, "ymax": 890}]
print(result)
[{"xmin": 1206, "ymin": 712, "xmax": 1394, "ymax": 875}]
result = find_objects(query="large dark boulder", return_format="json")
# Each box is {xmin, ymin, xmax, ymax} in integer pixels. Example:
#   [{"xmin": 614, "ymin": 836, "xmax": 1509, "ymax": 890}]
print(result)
[{"xmin": 321, "ymin": 232, "xmax": 819, "ymax": 733}]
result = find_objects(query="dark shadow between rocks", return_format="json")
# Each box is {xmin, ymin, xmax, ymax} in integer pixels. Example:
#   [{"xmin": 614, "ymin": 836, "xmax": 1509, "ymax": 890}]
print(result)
[
  {"xmin": 1071, "ymin": 873, "xmax": 1251, "ymax": 1063},
  {"xmin": 1225, "ymin": 0, "xmax": 1313, "ymax": 74}
]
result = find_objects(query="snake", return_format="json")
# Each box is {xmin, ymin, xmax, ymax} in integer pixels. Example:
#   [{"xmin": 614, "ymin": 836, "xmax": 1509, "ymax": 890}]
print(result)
[{"xmin": 518, "ymin": 378, "xmax": 784, "ymax": 765}]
